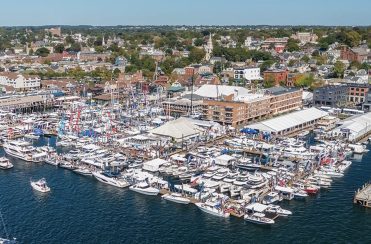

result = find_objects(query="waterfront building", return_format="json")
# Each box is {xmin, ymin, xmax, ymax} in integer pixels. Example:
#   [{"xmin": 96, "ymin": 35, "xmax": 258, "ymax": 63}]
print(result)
[
  {"xmin": 0, "ymin": 72, "xmax": 40, "ymax": 91},
  {"xmin": 249, "ymin": 107, "xmax": 329, "ymax": 136},
  {"xmin": 313, "ymin": 85, "xmax": 348, "ymax": 107}
]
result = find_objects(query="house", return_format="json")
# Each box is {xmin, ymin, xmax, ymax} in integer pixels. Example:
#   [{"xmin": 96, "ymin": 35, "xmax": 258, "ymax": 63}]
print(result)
[
  {"xmin": 233, "ymin": 67, "xmax": 262, "ymax": 82},
  {"xmin": 0, "ymin": 72, "xmax": 40, "ymax": 91}
]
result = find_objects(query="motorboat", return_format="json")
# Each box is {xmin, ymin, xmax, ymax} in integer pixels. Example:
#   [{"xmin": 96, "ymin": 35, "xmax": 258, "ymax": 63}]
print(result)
[
  {"xmin": 92, "ymin": 171, "xmax": 130, "ymax": 188},
  {"xmin": 3, "ymin": 140, "xmax": 46, "ymax": 163},
  {"xmin": 265, "ymin": 205, "xmax": 292, "ymax": 217},
  {"xmin": 194, "ymin": 202, "xmax": 230, "ymax": 218},
  {"xmin": 129, "ymin": 182, "xmax": 159, "ymax": 195},
  {"xmin": 244, "ymin": 212, "xmax": 274, "ymax": 225},
  {"xmin": 30, "ymin": 178, "xmax": 50, "ymax": 193},
  {"xmin": 59, "ymin": 161, "xmax": 77, "ymax": 170},
  {"xmin": 0, "ymin": 157, "xmax": 13, "ymax": 169},
  {"xmin": 0, "ymin": 237, "xmax": 17, "ymax": 244},
  {"xmin": 24, "ymin": 133, "xmax": 39, "ymax": 140},
  {"xmin": 162, "ymin": 193, "xmax": 190, "ymax": 204},
  {"xmin": 262, "ymin": 192, "xmax": 282, "ymax": 205},
  {"xmin": 73, "ymin": 167, "xmax": 92, "ymax": 176},
  {"xmin": 293, "ymin": 189, "xmax": 308, "ymax": 200}
]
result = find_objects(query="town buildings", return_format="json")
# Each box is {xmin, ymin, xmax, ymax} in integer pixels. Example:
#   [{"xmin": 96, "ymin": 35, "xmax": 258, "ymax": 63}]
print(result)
[{"xmin": 290, "ymin": 32, "xmax": 318, "ymax": 44}]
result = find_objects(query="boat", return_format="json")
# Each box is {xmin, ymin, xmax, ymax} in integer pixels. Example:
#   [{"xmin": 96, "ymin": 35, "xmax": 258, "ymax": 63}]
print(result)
[
  {"xmin": 293, "ymin": 190, "xmax": 308, "ymax": 200},
  {"xmin": 162, "ymin": 193, "xmax": 190, "ymax": 204},
  {"xmin": 129, "ymin": 182, "xmax": 159, "ymax": 196},
  {"xmin": 194, "ymin": 202, "xmax": 230, "ymax": 218},
  {"xmin": 262, "ymin": 192, "xmax": 282, "ymax": 205},
  {"xmin": 30, "ymin": 178, "xmax": 50, "ymax": 193},
  {"xmin": 0, "ymin": 157, "xmax": 13, "ymax": 170},
  {"xmin": 265, "ymin": 205, "xmax": 292, "ymax": 216},
  {"xmin": 92, "ymin": 171, "xmax": 130, "ymax": 188},
  {"xmin": 3, "ymin": 140, "xmax": 46, "ymax": 163},
  {"xmin": 0, "ymin": 209, "xmax": 16, "ymax": 244},
  {"xmin": 24, "ymin": 133, "xmax": 39, "ymax": 140},
  {"xmin": 59, "ymin": 161, "xmax": 77, "ymax": 170},
  {"xmin": 244, "ymin": 212, "xmax": 274, "ymax": 225},
  {"xmin": 73, "ymin": 167, "xmax": 92, "ymax": 176}
]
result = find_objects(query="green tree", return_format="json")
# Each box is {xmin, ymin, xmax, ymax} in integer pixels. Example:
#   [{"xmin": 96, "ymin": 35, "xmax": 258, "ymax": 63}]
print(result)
[
  {"xmin": 345, "ymin": 30, "xmax": 361, "ymax": 47},
  {"xmin": 189, "ymin": 48, "xmax": 205, "ymax": 63},
  {"xmin": 286, "ymin": 38, "xmax": 300, "ymax": 52},
  {"xmin": 334, "ymin": 61, "xmax": 345, "ymax": 78},
  {"xmin": 260, "ymin": 60, "xmax": 274, "ymax": 72},
  {"xmin": 65, "ymin": 35, "xmax": 75, "ymax": 45},
  {"xmin": 54, "ymin": 43, "xmax": 65, "ymax": 53},
  {"xmin": 35, "ymin": 47, "xmax": 50, "ymax": 57},
  {"xmin": 301, "ymin": 55, "xmax": 310, "ymax": 63},
  {"xmin": 194, "ymin": 38, "xmax": 204, "ymax": 47}
]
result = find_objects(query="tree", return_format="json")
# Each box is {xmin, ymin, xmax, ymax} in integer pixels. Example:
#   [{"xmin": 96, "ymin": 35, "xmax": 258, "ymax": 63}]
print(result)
[
  {"xmin": 349, "ymin": 61, "xmax": 361, "ymax": 70},
  {"xmin": 294, "ymin": 73, "xmax": 315, "ymax": 87},
  {"xmin": 260, "ymin": 60, "xmax": 274, "ymax": 72},
  {"xmin": 189, "ymin": 48, "xmax": 205, "ymax": 63},
  {"xmin": 334, "ymin": 61, "xmax": 345, "ymax": 78},
  {"xmin": 194, "ymin": 38, "xmax": 204, "ymax": 47},
  {"xmin": 35, "ymin": 47, "xmax": 50, "ymax": 57},
  {"xmin": 360, "ymin": 62, "xmax": 370, "ymax": 71},
  {"xmin": 65, "ymin": 35, "xmax": 75, "ymax": 45},
  {"xmin": 54, "ymin": 43, "xmax": 65, "ymax": 53},
  {"xmin": 345, "ymin": 30, "xmax": 361, "ymax": 47},
  {"xmin": 67, "ymin": 43, "xmax": 81, "ymax": 52},
  {"xmin": 288, "ymin": 59, "xmax": 297, "ymax": 67},
  {"xmin": 301, "ymin": 55, "xmax": 310, "ymax": 63},
  {"xmin": 286, "ymin": 38, "xmax": 300, "ymax": 52}
]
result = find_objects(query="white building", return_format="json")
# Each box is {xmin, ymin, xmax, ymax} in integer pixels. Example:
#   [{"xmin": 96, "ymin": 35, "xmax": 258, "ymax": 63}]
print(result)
[
  {"xmin": 0, "ymin": 72, "xmax": 41, "ymax": 91},
  {"xmin": 233, "ymin": 67, "xmax": 263, "ymax": 82}
]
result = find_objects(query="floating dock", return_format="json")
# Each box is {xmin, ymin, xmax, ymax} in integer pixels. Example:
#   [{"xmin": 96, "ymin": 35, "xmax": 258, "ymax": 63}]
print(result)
[{"xmin": 354, "ymin": 182, "xmax": 371, "ymax": 208}]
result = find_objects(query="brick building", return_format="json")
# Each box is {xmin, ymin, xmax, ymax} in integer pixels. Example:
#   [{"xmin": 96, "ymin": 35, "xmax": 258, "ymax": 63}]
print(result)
[
  {"xmin": 263, "ymin": 69, "xmax": 289, "ymax": 86},
  {"xmin": 340, "ymin": 46, "xmax": 369, "ymax": 63}
]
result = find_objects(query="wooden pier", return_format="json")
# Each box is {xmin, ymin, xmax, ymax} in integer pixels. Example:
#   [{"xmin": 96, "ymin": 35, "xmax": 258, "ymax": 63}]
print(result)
[{"xmin": 354, "ymin": 182, "xmax": 371, "ymax": 208}]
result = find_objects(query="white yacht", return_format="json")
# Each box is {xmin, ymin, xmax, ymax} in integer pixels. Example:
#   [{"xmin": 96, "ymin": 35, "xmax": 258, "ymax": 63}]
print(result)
[
  {"xmin": 0, "ymin": 157, "xmax": 13, "ymax": 170},
  {"xmin": 162, "ymin": 193, "xmax": 190, "ymax": 204},
  {"xmin": 3, "ymin": 140, "xmax": 46, "ymax": 163},
  {"xmin": 73, "ymin": 167, "xmax": 92, "ymax": 176},
  {"xmin": 30, "ymin": 178, "xmax": 50, "ymax": 193},
  {"xmin": 244, "ymin": 212, "xmax": 274, "ymax": 225},
  {"xmin": 92, "ymin": 171, "xmax": 130, "ymax": 188},
  {"xmin": 262, "ymin": 192, "xmax": 282, "ymax": 205},
  {"xmin": 194, "ymin": 202, "xmax": 230, "ymax": 218},
  {"xmin": 265, "ymin": 205, "xmax": 292, "ymax": 216},
  {"xmin": 129, "ymin": 182, "xmax": 159, "ymax": 196}
]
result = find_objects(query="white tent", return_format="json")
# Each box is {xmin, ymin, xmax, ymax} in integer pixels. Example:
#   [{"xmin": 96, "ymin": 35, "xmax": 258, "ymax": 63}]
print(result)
[
  {"xmin": 150, "ymin": 117, "xmax": 204, "ymax": 141},
  {"xmin": 142, "ymin": 158, "xmax": 168, "ymax": 172}
]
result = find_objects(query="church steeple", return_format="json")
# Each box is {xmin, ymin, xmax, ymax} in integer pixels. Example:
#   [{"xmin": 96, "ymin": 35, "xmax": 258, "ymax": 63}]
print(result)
[{"xmin": 204, "ymin": 33, "xmax": 213, "ymax": 61}]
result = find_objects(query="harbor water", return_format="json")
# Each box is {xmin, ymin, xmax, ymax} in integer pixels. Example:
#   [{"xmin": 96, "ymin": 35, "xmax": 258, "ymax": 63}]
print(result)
[{"xmin": 0, "ymin": 136, "xmax": 370, "ymax": 244}]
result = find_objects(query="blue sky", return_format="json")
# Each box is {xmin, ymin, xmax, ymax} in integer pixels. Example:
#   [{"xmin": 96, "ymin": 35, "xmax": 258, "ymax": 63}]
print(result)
[{"xmin": 1, "ymin": 0, "xmax": 370, "ymax": 26}]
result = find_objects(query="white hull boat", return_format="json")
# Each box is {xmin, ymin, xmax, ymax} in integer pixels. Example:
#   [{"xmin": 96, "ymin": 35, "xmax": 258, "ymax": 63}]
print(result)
[
  {"xmin": 129, "ymin": 182, "xmax": 159, "ymax": 196},
  {"xmin": 162, "ymin": 193, "xmax": 190, "ymax": 204},
  {"xmin": 0, "ymin": 157, "xmax": 13, "ymax": 169},
  {"xmin": 92, "ymin": 171, "xmax": 130, "ymax": 188},
  {"xmin": 244, "ymin": 213, "xmax": 274, "ymax": 225},
  {"xmin": 31, "ymin": 178, "xmax": 50, "ymax": 193},
  {"xmin": 194, "ymin": 202, "xmax": 230, "ymax": 218}
]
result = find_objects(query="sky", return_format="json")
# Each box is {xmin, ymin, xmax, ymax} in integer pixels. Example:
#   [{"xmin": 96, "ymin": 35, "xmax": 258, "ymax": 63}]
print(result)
[{"xmin": 1, "ymin": 0, "xmax": 370, "ymax": 26}]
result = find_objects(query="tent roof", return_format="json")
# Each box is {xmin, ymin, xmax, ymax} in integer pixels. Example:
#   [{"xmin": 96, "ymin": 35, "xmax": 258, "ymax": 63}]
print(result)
[{"xmin": 150, "ymin": 117, "xmax": 204, "ymax": 139}]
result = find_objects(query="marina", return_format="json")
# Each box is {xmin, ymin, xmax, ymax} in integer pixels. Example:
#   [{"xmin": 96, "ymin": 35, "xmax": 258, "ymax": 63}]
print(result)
[{"xmin": 0, "ymin": 102, "xmax": 370, "ymax": 242}]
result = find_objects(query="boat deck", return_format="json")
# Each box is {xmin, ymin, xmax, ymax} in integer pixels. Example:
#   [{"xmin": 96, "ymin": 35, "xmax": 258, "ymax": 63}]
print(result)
[{"xmin": 354, "ymin": 183, "xmax": 371, "ymax": 208}]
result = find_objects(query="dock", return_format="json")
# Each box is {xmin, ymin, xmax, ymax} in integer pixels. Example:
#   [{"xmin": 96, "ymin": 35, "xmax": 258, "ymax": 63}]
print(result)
[{"xmin": 354, "ymin": 182, "xmax": 371, "ymax": 208}]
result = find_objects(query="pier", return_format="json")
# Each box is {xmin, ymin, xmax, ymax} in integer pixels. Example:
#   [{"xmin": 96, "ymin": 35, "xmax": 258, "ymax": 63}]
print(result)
[{"xmin": 354, "ymin": 182, "xmax": 371, "ymax": 208}]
